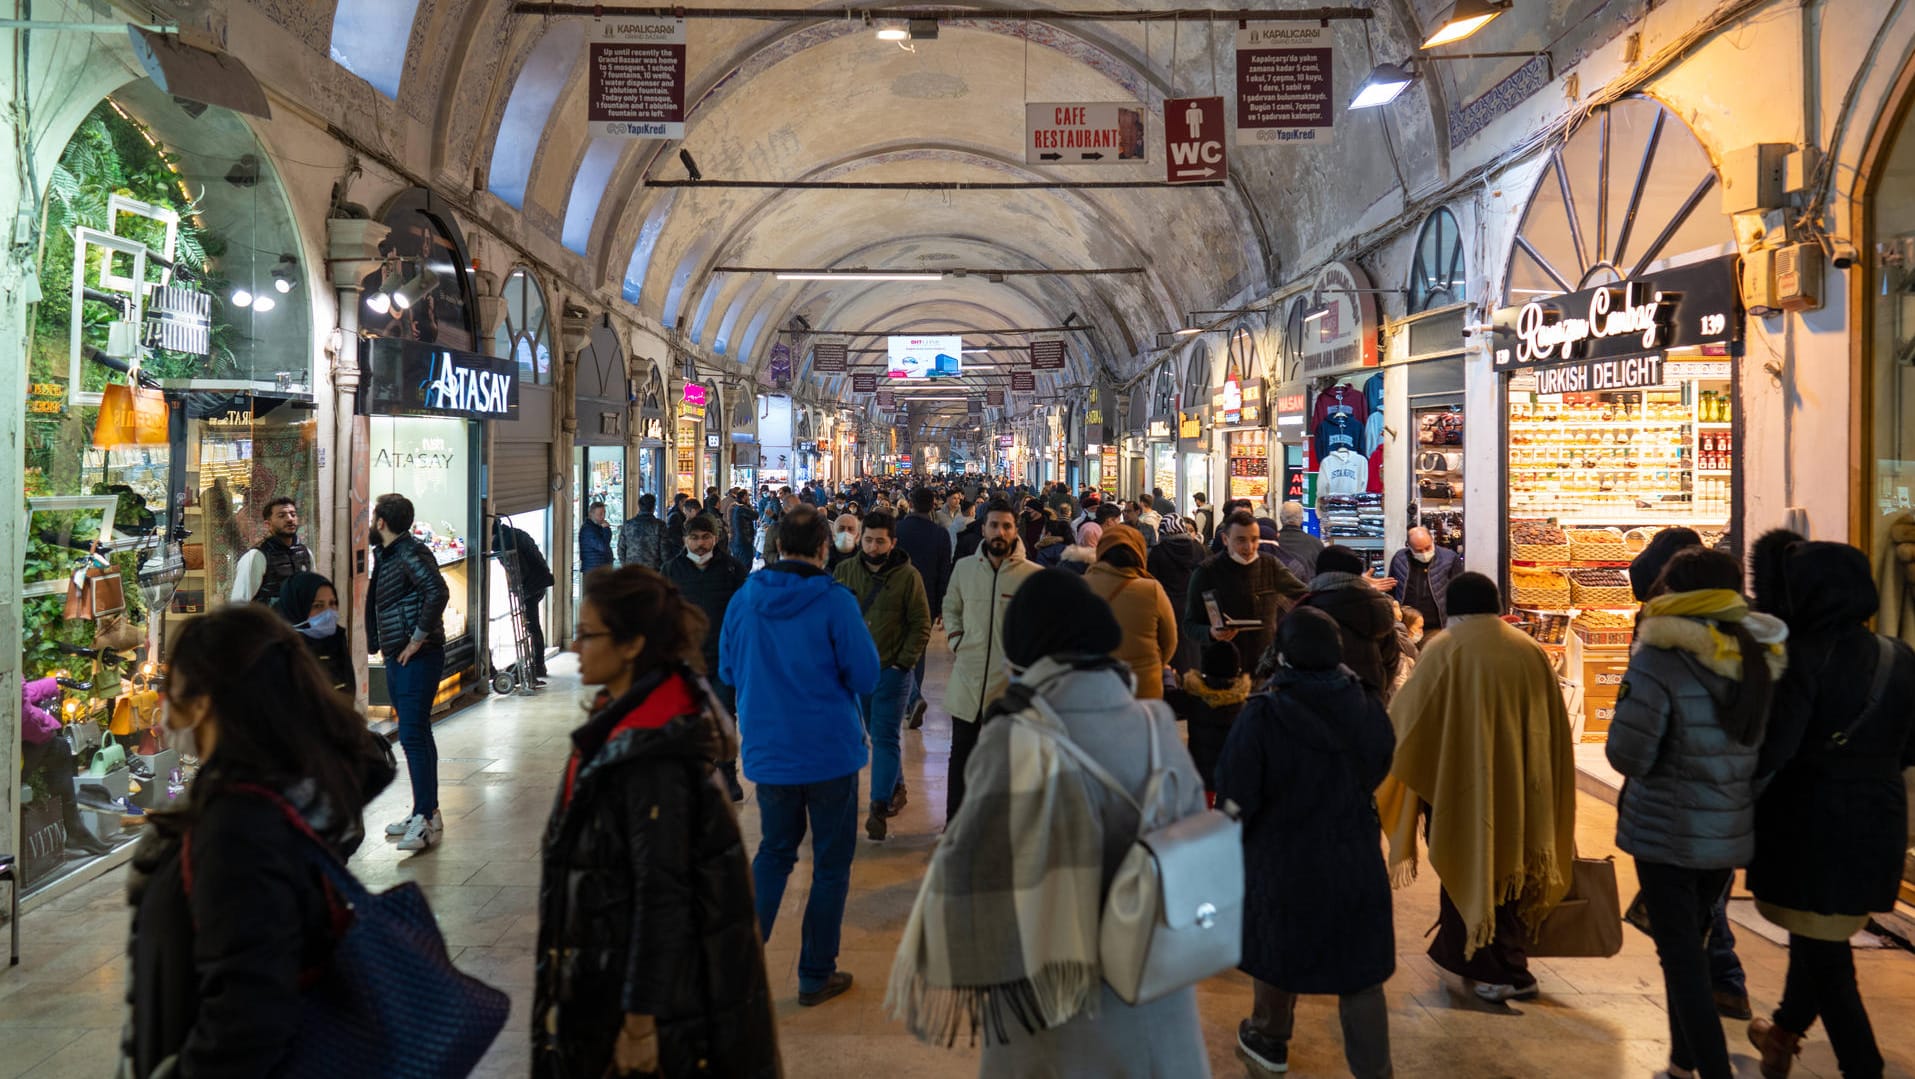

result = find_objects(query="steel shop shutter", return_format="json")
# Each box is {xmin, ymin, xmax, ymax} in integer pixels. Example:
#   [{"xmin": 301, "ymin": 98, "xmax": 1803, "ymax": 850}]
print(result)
[{"xmin": 492, "ymin": 441, "xmax": 551, "ymax": 517}]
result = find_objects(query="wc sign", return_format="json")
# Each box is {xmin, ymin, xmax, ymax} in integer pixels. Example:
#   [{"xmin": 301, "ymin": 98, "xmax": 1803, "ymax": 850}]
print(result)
[{"xmin": 1166, "ymin": 96, "xmax": 1227, "ymax": 184}]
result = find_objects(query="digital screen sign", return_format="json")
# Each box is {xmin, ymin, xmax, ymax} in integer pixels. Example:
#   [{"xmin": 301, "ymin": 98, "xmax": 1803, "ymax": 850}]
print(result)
[{"xmin": 886, "ymin": 335, "xmax": 963, "ymax": 379}]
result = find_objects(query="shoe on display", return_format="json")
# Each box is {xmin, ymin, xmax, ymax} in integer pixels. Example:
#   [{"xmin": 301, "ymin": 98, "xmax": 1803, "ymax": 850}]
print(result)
[
  {"xmin": 1714, "ymin": 990, "xmax": 1753, "ymax": 1021},
  {"xmin": 396, "ymin": 813, "xmax": 437, "ymax": 852},
  {"xmin": 797, "ymin": 971, "xmax": 853, "ymax": 1007},
  {"xmin": 887, "ymin": 781, "xmax": 908, "ymax": 817},
  {"xmin": 1472, "ymin": 980, "xmax": 1541, "ymax": 1003},
  {"xmin": 865, "ymin": 802, "xmax": 888, "ymax": 842},
  {"xmin": 1235, "ymin": 1020, "xmax": 1289, "ymax": 1074},
  {"xmin": 907, "ymin": 699, "xmax": 927, "ymax": 730},
  {"xmin": 1748, "ymin": 1017, "xmax": 1804, "ymax": 1079}
]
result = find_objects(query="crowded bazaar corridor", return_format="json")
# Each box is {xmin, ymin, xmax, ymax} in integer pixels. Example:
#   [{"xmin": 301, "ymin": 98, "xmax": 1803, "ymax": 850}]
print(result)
[{"xmin": 4, "ymin": 638, "xmax": 1914, "ymax": 1079}]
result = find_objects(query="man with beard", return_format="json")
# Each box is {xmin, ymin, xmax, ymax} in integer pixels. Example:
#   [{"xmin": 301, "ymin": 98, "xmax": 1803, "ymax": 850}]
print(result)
[
  {"xmin": 230, "ymin": 496, "xmax": 312, "ymax": 604},
  {"xmin": 940, "ymin": 500, "xmax": 1039, "ymax": 822},
  {"xmin": 832, "ymin": 510, "xmax": 930, "ymax": 840},
  {"xmin": 662, "ymin": 513, "xmax": 751, "ymax": 800}
]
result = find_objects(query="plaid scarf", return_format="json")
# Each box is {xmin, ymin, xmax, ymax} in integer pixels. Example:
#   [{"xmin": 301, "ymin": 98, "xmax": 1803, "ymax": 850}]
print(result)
[{"xmin": 886, "ymin": 658, "xmax": 1112, "ymax": 1045}]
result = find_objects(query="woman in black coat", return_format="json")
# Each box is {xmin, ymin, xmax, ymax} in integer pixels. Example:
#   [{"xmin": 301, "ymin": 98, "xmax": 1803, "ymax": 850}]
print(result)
[
  {"xmin": 535, "ymin": 565, "xmax": 779, "ymax": 1079},
  {"xmin": 1146, "ymin": 516, "xmax": 1207, "ymax": 672},
  {"xmin": 123, "ymin": 606, "xmax": 397, "ymax": 1078},
  {"xmin": 270, "ymin": 571, "xmax": 356, "ymax": 699},
  {"xmin": 1292, "ymin": 544, "xmax": 1404, "ymax": 697},
  {"xmin": 1745, "ymin": 538, "xmax": 1915, "ymax": 1078},
  {"xmin": 1213, "ymin": 607, "xmax": 1397, "ymax": 1079}
]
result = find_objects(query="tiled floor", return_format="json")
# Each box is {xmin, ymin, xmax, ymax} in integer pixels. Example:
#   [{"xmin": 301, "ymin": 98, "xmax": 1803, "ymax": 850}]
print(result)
[{"xmin": 6, "ymin": 637, "xmax": 1915, "ymax": 1077}]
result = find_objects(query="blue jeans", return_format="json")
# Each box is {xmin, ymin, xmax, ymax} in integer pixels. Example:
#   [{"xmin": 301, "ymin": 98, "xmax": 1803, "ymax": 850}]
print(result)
[
  {"xmin": 387, "ymin": 645, "xmax": 445, "ymax": 818},
  {"xmin": 907, "ymin": 654, "xmax": 927, "ymax": 708},
  {"xmin": 752, "ymin": 772, "xmax": 859, "ymax": 992},
  {"xmin": 861, "ymin": 666, "xmax": 915, "ymax": 804},
  {"xmin": 1708, "ymin": 886, "xmax": 1746, "ymax": 995}
]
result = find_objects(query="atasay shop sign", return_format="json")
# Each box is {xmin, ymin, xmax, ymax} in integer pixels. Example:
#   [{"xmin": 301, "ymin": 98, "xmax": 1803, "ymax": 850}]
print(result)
[
  {"xmin": 359, "ymin": 337, "xmax": 520, "ymax": 421},
  {"xmin": 1491, "ymin": 256, "xmax": 1740, "ymax": 370}
]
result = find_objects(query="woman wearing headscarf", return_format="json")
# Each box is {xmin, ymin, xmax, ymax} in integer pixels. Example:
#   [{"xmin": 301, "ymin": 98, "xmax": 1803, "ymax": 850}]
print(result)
[
  {"xmin": 1606, "ymin": 548, "xmax": 1785, "ymax": 1079},
  {"xmin": 887, "ymin": 569, "xmax": 1209, "ymax": 1077},
  {"xmin": 1744, "ymin": 536, "xmax": 1915, "ymax": 1079},
  {"xmin": 269, "ymin": 570, "xmax": 355, "ymax": 699},
  {"xmin": 1082, "ymin": 524, "xmax": 1179, "ymax": 700},
  {"xmin": 1147, "ymin": 516, "xmax": 1208, "ymax": 672},
  {"xmin": 1214, "ymin": 607, "xmax": 1396, "ymax": 1079}
]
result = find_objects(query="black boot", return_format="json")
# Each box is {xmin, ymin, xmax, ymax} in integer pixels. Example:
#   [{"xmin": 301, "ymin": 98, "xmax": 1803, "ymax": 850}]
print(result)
[{"xmin": 718, "ymin": 759, "xmax": 745, "ymax": 803}]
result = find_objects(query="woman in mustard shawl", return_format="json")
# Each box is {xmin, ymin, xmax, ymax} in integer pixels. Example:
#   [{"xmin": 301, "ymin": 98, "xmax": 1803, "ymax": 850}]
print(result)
[{"xmin": 1376, "ymin": 572, "xmax": 1578, "ymax": 1003}]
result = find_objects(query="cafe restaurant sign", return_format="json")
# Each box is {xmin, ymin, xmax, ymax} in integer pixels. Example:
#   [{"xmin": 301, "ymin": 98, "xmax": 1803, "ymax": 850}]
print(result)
[
  {"xmin": 1492, "ymin": 256, "xmax": 1740, "ymax": 371},
  {"xmin": 360, "ymin": 337, "xmax": 518, "ymax": 421}
]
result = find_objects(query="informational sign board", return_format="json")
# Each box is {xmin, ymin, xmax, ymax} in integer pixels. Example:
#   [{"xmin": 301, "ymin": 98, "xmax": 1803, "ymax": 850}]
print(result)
[
  {"xmin": 875, "ymin": 389, "xmax": 895, "ymax": 408},
  {"xmin": 852, "ymin": 373, "xmax": 878, "ymax": 393},
  {"xmin": 813, "ymin": 338, "xmax": 847, "ymax": 373},
  {"xmin": 1011, "ymin": 370, "xmax": 1036, "ymax": 392},
  {"xmin": 1030, "ymin": 338, "xmax": 1067, "ymax": 370},
  {"xmin": 588, "ymin": 19, "xmax": 687, "ymax": 139},
  {"xmin": 1237, "ymin": 24, "xmax": 1334, "ymax": 146},
  {"xmin": 1025, "ymin": 102, "xmax": 1148, "ymax": 165},
  {"xmin": 1165, "ymin": 97, "xmax": 1227, "ymax": 184},
  {"xmin": 987, "ymin": 390, "xmax": 1005, "ymax": 406}
]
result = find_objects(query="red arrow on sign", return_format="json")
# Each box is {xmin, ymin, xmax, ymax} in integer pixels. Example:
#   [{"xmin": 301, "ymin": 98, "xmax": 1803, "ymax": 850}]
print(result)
[{"xmin": 1165, "ymin": 96, "xmax": 1227, "ymax": 185}]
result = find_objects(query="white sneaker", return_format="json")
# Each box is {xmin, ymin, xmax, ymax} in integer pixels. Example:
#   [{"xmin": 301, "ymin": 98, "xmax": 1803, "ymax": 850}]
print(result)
[
  {"xmin": 386, "ymin": 810, "xmax": 443, "ymax": 839},
  {"xmin": 1472, "ymin": 980, "xmax": 1540, "ymax": 1003},
  {"xmin": 396, "ymin": 813, "xmax": 438, "ymax": 852}
]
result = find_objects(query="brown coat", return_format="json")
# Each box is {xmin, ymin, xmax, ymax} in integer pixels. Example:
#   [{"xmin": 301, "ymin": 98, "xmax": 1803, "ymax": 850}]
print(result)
[{"xmin": 1083, "ymin": 559, "xmax": 1179, "ymax": 700}]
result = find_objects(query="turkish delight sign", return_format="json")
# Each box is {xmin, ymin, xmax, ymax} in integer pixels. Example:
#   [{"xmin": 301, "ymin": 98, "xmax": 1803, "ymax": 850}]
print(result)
[
  {"xmin": 1236, "ymin": 24, "xmax": 1334, "ymax": 146},
  {"xmin": 588, "ymin": 19, "xmax": 686, "ymax": 140}
]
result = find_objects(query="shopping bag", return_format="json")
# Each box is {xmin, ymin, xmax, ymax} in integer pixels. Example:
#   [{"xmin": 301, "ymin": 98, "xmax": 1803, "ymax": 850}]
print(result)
[
  {"xmin": 93, "ymin": 382, "xmax": 169, "ymax": 448},
  {"xmin": 1525, "ymin": 856, "xmax": 1623, "ymax": 958}
]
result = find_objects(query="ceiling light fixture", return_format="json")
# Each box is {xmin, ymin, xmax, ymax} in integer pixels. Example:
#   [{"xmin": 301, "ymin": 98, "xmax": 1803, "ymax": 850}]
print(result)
[
  {"xmin": 1422, "ymin": 0, "xmax": 1513, "ymax": 48},
  {"xmin": 230, "ymin": 287, "xmax": 253, "ymax": 308},
  {"xmin": 776, "ymin": 271, "xmax": 943, "ymax": 282},
  {"xmin": 875, "ymin": 25, "xmax": 909, "ymax": 41},
  {"xmin": 251, "ymin": 293, "xmax": 277, "ymax": 313},
  {"xmin": 270, "ymin": 253, "xmax": 298, "ymax": 293},
  {"xmin": 1350, "ymin": 62, "xmax": 1418, "ymax": 109},
  {"xmin": 389, "ymin": 266, "xmax": 440, "ymax": 312},
  {"xmin": 1173, "ymin": 327, "xmax": 1203, "ymax": 336},
  {"xmin": 1304, "ymin": 306, "xmax": 1332, "ymax": 324}
]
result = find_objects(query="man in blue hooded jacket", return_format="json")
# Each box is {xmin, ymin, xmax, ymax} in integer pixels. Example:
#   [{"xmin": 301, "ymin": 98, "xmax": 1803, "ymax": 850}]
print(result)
[{"xmin": 720, "ymin": 503, "xmax": 879, "ymax": 1008}]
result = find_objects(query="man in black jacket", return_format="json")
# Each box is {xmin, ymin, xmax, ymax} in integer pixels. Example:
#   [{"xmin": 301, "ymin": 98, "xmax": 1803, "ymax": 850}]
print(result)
[
  {"xmin": 618, "ymin": 492, "xmax": 667, "ymax": 570},
  {"xmin": 664, "ymin": 514, "xmax": 751, "ymax": 801},
  {"xmin": 1276, "ymin": 500, "xmax": 1326, "ymax": 579},
  {"xmin": 492, "ymin": 517, "xmax": 555, "ymax": 686},
  {"xmin": 366, "ymin": 493, "xmax": 451, "ymax": 852},
  {"xmin": 893, "ymin": 488, "xmax": 952, "ymax": 730},
  {"xmin": 1183, "ymin": 509, "xmax": 1307, "ymax": 676},
  {"xmin": 1298, "ymin": 544, "xmax": 1403, "ymax": 699}
]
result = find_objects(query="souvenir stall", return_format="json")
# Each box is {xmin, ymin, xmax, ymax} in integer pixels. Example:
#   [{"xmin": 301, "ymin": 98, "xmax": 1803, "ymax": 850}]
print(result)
[
  {"xmin": 1289, "ymin": 264, "xmax": 1385, "ymax": 567},
  {"xmin": 675, "ymin": 382, "xmax": 705, "ymax": 495}
]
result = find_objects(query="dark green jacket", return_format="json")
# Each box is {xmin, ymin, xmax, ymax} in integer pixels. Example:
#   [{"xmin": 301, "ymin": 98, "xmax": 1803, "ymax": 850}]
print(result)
[{"xmin": 832, "ymin": 546, "xmax": 931, "ymax": 670}]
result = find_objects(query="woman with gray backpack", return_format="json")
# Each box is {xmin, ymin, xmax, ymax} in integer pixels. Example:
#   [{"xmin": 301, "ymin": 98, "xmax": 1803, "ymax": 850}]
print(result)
[{"xmin": 887, "ymin": 568, "xmax": 1232, "ymax": 1077}]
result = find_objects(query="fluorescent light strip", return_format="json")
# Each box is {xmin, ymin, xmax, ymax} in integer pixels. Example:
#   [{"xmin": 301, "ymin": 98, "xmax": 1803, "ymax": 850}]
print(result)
[{"xmin": 776, "ymin": 272, "xmax": 944, "ymax": 282}]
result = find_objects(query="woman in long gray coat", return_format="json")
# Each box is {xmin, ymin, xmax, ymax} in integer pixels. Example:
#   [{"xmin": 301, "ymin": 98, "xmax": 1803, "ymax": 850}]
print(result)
[{"xmin": 887, "ymin": 569, "xmax": 1209, "ymax": 1078}]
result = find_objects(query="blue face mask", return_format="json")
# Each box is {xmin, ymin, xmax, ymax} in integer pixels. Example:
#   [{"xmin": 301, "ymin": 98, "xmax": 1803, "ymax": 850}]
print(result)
[{"xmin": 296, "ymin": 608, "xmax": 339, "ymax": 639}]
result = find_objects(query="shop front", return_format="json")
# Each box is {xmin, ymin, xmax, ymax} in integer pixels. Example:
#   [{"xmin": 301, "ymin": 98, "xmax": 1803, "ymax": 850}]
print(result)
[
  {"xmin": 1490, "ymin": 256, "xmax": 1743, "ymax": 742},
  {"xmin": 12, "ymin": 78, "xmax": 321, "ymax": 894},
  {"xmin": 726, "ymin": 386, "xmax": 758, "ymax": 491},
  {"xmin": 1081, "ymin": 385, "xmax": 1115, "ymax": 496},
  {"xmin": 1145, "ymin": 364, "xmax": 1178, "ymax": 507},
  {"xmin": 675, "ymin": 382, "xmax": 706, "ymax": 495},
  {"xmin": 635, "ymin": 366, "xmax": 668, "ymax": 506},
  {"xmin": 359, "ymin": 338, "xmax": 516, "ymax": 712},
  {"xmin": 1396, "ymin": 208, "xmax": 1471, "ymax": 557},
  {"xmin": 488, "ymin": 267, "xmax": 557, "ymax": 681},
  {"xmin": 1179, "ymin": 343, "xmax": 1214, "ymax": 511},
  {"xmin": 1288, "ymin": 263, "xmax": 1383, "ymax": 565},
  {"xmin": 572, "ymin": 322, "xmax": 630, "ymax": 616},
  {"xmin": 1214, "ymin": 326, "xmax": 1272, "ymax": 515},
  {"xmin": 700, "ymin": 381, "xmax": 724, "ymax": 491}
]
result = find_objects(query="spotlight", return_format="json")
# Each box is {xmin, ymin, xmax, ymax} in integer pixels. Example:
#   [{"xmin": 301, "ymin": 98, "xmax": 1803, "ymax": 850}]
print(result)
[
  {"xmin": 271, "ymin": 254, "xmax": 298, "ymax": 293},
  {"xmin": 365, "ymin": 291, "xmax": 392, "ymax": 315},
  {"xmin": 230, "ymin": 287, "xmax": 254, "ymax": 308},
  {"xmin": 251, "ymin": 294, "xmax": 276, "ymax": 313},
  {"xmin": 876, "ymin": 25, "xmax": 909, "ymax": 41},
  {"xmin": 1350, "ymin": 63, "xmax": 1418, "ymax": 109},
  {"xmin": 679, "ymin": 148, "xmax": 702, "ymax": 183},
  {"xmin": 1422, "ymin": 0, "xmax": 1513, "ymax": 48},
  {"xmin": 389, "ymin": 267, "xmax": 440, "ymax": 312}
]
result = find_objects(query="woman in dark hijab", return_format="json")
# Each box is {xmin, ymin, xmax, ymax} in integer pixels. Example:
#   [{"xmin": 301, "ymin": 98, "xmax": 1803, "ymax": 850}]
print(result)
[{"xmin": 270, "ymin": 571, "xmax": 355, "ymax": 699}]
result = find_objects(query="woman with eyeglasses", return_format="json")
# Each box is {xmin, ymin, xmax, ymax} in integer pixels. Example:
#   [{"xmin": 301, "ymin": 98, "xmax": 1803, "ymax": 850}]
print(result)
[
  {"xmin": 534, "ymin": 565, "xmax": 779, "ymax": 1078},
  {"xmin": 122, "ymin": 605, "xmax": 396, "ymax": 1077}
]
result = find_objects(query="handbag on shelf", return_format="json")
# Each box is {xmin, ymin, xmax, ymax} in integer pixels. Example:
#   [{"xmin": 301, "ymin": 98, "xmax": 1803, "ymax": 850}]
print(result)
[
  {"xmin": 95, "ymin": 613, "xmax": 145, "ymax": 652},
  {"xmin": 1526, "ymin": 855, "xmax": 1623, "ymax": 958},
  {"xmin": 62, "ymin": 550, "xmax": 126, "ymax": 622},
  {"xmin": 86, "ymin": 731, "xmax": 127, "ymax": 777},
  {"xmin": 181, "ymin": 543, "xmax": 204, "ymax": 571},
  {"xmin": 111, "ymin": 690, "xmax": 161, "ymax": 738}
]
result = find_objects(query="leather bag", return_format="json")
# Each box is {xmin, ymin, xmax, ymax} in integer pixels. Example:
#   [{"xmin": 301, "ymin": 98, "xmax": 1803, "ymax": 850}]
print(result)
[
  {"xmin": 183, "ymin": 784, "xmax": 510, "ymax": 1078},
  {"xmin": 1023, "ymin": 695, "xmax": 1245, "ymax": 1005},
  {"xmin": 1525, "ymin": 855, "xmax": 1623, "ymax": 958}
]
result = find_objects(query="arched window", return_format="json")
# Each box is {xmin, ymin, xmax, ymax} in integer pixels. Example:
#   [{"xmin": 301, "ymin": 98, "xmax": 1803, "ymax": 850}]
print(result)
[
  {"xmin": 329, "ymin": 0, "xmax": 421, "ymax": 99},
  {"xmin": 487, "ymin": 23, "xmax": 586, "ymax": 209},
  {"xmin": 1504, "ymin": 96, "xmax": 1733, "ymax": 304},
  {"xmin": 1184, "ymin": 342, "xmax": 1211, "ymax": 403},
  {"xmin": 1408, "ymin": 208, "xmax": 1465, "ymax": 313},
  {"xmin": 494, "ymin": 268, "xmax": 553, "ymax": 384}
]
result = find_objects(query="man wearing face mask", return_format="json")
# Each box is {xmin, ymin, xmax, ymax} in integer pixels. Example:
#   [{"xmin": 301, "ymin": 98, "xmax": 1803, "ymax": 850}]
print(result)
[
  {"xmin": 1184, "ymin": 509, "xmax": 1308, "ymax": 676},
  {"xmin": 941, "ymin": 499, "xmax": 1040, "ymax": 822},
  {"xmin": 663, "ymin": 514, "xmax": 751, "ymax": 801},
  {"xmin": 832, "ymin": 510, "xmax": 930, "ymax": 841},
  {"xmin": 827, "ymin": 512, "xmax": 861, "ymax": 573},
  {"xmin": 1386, "ymin": 526, "xmax": 1461, "ymax": 636}
]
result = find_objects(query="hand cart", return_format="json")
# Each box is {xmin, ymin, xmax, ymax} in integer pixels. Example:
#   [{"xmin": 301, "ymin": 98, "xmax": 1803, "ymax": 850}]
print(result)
[{"xmin": 488, "ymin": 515, "xmax": 539, "ymax": 695}]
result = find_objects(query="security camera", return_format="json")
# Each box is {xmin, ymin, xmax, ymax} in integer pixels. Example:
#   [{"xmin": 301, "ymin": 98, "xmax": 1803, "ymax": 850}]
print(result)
[
  {"xmin": 679, "ymin": 149, "xmax": 702, "ymax": 183},
  {"xmin": 1830, "ymin": 239, "xmax": 1860, "ymax": 270}
]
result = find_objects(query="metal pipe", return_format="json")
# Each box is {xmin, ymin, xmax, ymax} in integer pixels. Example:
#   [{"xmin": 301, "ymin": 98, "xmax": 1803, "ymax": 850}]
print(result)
[
  {"xmin": 808, "ymin": 324, "xmax": 1090, "ymax": 336},
  {"xmin": 714, "ymin": 265, "xmax": 1145, "ymax": 275},
  {"xmin": 649, "ymin": 178, "xmax": 1225, "ymax": 190}
]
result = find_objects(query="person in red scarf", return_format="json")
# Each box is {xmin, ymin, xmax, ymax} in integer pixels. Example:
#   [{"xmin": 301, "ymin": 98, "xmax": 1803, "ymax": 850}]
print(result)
[{"xmin": 533, "ymin": 565, "xmax": 779, "ymax": 1078}]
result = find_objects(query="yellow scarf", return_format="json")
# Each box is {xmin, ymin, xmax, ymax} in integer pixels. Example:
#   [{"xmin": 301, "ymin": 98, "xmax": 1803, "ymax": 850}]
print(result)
[{"xmin": 1641, "ymin": 589, "xmax": 1784, "ymax": 672}]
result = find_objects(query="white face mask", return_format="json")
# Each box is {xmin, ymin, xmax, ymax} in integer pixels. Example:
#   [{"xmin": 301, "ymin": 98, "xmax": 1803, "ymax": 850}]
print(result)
[
  {"xmin": 1229, "ymin": 549, "xmax": 1260, "ymax": 566},
  {"xmin": 1413, "ymin": 548, "xmax": 1436, "ymax": 564},
  {"xmin": 834, "ymin": 532, "xmax": 857, "ymax": 552},
  {"xmin": 295, "ymin": 608, "xmax": 339, "ymax": 639},
  {"xmin": 687, "ymin": 549, "xmax": 713, "ymax": 566}
]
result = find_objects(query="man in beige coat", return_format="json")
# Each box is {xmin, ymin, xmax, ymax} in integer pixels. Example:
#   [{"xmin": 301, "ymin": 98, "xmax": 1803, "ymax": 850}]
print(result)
[{"xmin": 941, "ymin": 499, "xmax": 1039, "ymax": 823}]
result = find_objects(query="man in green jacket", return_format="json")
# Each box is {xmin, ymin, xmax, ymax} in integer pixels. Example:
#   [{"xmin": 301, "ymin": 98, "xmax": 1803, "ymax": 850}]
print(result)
[{"xmin": 832, "ymin": 509, "xmax": 931, "ymax": 841}]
